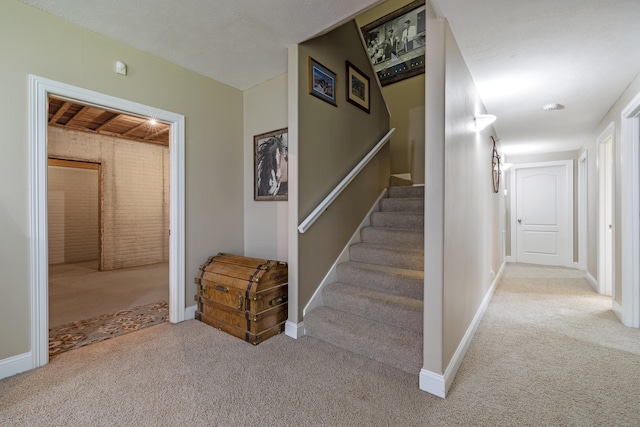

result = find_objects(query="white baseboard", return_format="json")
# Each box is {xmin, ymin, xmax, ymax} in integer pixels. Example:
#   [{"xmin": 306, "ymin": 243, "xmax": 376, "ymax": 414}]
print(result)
[
  {"xmin": 586, "ymin": 272, "xmax": 598, "ymax": 292},
  {"xmin": 505, "ymin": 256, "xmax": 515, "ymax": 263},
  {"xmin": 303, "ymin": 189, "xmax": 387, "ymax": 316},
  {"xmin": 285, "ymin": 320, "xmax": 305, "ymax": 339},
  {"xmin": 0, "ymin": 352, "xmax": 33, "ymax": 381},
  {"xmin": 184, "ymin": 304, "xmax": 197, "ymax": 321},
  {"xmin": 420, "ymin": 261, "xmax": 505, "ymax": 398},
  {"xmin": 419, "ymin": 369, "xmax": 446, "ymax": 398},
  {"xmin": 613, "ymin": 300, "xmax": 623, "ymax": 322}
]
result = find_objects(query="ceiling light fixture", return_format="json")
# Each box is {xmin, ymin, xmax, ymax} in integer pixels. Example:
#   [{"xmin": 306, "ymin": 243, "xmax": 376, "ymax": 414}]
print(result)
[
  {"xmin": 474, "ymin": 114, "xmax": 497, "ymax": 131},
  {"xmin": 543, "ymin": 103, "xmax": 565, "ymax": 112},
  {"xmin": 149, "ymin": 118, "xmax": 157, "ymax": 125}
]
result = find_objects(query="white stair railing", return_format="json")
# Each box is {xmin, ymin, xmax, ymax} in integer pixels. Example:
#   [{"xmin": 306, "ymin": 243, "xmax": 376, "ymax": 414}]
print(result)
[{"xmin": 297, "ymin": 128, "xmax": 396, "ymax": 234}]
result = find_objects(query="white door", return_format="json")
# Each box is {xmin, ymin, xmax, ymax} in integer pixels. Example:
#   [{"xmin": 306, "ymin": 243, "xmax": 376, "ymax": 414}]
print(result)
[{"xmin": 515, "ymin": 163, "xmax": 571, "ymax": 266}]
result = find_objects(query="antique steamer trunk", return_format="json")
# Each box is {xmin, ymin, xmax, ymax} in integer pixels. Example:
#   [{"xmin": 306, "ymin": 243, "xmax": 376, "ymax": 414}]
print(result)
[{"xmin": 194, "ymin": 253, "xmax": 288, "ymax": 345}]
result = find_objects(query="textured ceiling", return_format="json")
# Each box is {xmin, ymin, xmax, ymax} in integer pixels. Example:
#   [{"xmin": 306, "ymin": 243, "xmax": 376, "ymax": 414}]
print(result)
[
  {"xmin": 431, "ymin": 0, "xmax": 640, "ymax": 154},
  {"xmin": 18, "ymin": 0, "xmax": 383, "ymax": 90},
  {"xmin": 19, "ymin": 0, "xmax": 640, "ymax": 155}
]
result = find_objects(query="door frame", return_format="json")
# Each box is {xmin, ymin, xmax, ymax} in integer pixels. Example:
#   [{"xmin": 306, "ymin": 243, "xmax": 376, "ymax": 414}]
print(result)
[
  {"xmin": 47, "ymin": 158, "xmax": 103, "ymax": 268},
  {"xmin": 578, "ymin": 152, "xmax": 588, "ymax": 272},
  {"xmin": 597, "ymin": 122, "xmax": 615, "ymax": 297},
  {"xmin": 29, "ymin": 75, "xmax": 186, "ymax": 368},
  {"xmin": 510, "ymin": 160, "xmax": 573, "ymax": 267},
  {"xmin": 621, "ymin": 91, "xmax": 640, "ymax": 328}
]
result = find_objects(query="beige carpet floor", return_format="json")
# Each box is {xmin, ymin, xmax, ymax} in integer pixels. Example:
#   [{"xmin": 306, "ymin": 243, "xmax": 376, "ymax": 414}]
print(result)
[
  {"xmin": 49, "ymin": 261, "xmax": 169, "ymax": 327},
  {"xmin": 2, "ymin": 263, "xmax": 640, "ymax": 426}
]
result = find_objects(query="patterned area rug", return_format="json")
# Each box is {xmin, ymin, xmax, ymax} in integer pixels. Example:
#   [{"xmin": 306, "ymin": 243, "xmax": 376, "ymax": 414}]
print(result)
[{"xmin": 49, "ymin": 301, "xmax": 169, "ymax": 359}]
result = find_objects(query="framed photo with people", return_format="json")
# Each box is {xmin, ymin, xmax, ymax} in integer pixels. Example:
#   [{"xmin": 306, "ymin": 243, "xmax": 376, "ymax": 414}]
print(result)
[
  {"xmin": 361, "ymin": 0, "xmax": 426, "ymax": 86},
  {"xmin": 254, "ymin": 128, "xmax": 288, "ymax": 201}
]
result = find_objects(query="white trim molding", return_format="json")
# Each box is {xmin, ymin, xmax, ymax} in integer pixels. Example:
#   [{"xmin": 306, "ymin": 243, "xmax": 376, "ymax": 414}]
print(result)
[
  {"xmin": 285, "ymin": 320, "xmax": 305, "ymax": 339},
  {"xmin": 420, "ymin": 262, "xmax": 505, "ymax": 398},
  {"xmin": 184, "ymin": 305, "xmax": 197, "ymax": 321},
  {"xmin": 0, "ymin": 353, "xmax": 33, "ymax": 380},
  {"xmin": 586, "ymin": 271, "xmax": 598, "ymax": 292},
  {"xmin": 28, "ymin": 75, "xmax": 186, "ymax": 371},
  {"xmin": 621, "ymin": 92, "xmax": 640, "ymax": 328},
  {"xmin": 577, "ymin": 151, "xmax": 588, "ymax": 271}
]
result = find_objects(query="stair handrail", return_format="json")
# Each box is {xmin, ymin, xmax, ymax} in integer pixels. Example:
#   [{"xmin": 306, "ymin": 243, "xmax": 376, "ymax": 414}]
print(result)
[{"xmin": 298, "ymin": 128, "xmax": 396, "ymax": 234}]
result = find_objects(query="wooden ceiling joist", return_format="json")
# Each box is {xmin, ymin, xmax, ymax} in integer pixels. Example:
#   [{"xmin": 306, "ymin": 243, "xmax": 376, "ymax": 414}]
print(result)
[
  {"xmin": 65, "ymin": 106, "xmax": 91, "ymax": 127},
  {"xmin": 49, "ymin": 101, "xmax": 72, "ymax": 124},
  {"xmin": 47, "ymin": 97, "xmax": 169, "ymax": 146}
]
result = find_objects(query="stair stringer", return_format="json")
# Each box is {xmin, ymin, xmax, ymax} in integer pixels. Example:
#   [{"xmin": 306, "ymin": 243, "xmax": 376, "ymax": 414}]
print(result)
[{"xmin": 303, "ymin": 188, "xmax": 388, "ymax": 317}]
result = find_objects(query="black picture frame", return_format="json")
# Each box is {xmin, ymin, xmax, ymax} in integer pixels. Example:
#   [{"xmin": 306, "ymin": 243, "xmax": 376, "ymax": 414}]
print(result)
[
  {"xmin": 254, "ymin": 128, "xmax": 288, "ymax": 201},
  {"xmin": 309, "ymin": 57, "xmax": 338, "ymax": 107},
  {"xmin": 361, "ymin": 0, "xmax": 426, "ymax": 86},
  {"xmin": 346, "ymin": 61, "xmax": 371, "ymax": 114}
]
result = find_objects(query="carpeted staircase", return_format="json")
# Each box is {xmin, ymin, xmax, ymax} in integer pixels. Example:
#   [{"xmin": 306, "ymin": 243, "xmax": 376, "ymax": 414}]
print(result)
[{"xmin": 304, "ymin": 185, "xmax": 424, "ymax": 374}]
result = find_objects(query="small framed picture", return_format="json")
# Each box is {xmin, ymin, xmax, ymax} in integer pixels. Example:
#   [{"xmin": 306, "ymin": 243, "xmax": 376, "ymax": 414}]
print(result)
[
  {"xmin": 254, "ymin": 128, "xmax": 288, "ymax": 201},
  {"xmin": 346, "ymin": 61, "xmax": 370, "ymax": 113},
  {"xmin": 309, "ymin": 57, "xmax": 337, "ymax": 107}
]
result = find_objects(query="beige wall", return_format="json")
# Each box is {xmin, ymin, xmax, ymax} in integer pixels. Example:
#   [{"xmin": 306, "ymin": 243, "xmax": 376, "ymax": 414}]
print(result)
[
  {"xmin": 243, "ymin": 75, "xmax": 289, "ymax": 262},
  {"xmin": 356, "ymin": 0, "xmax": 426, "ymax": 176},
  {"xmin": 579, "ymin": 71, "xmax": 640, "ymax": 306},
  {"xmin": 424, "ymin": 12, "xmax": 505, "ymax": 375},
  {"xmin": 0, "ymin": 0, "xmax": 244, "ymax": 360},
  {"xmin": 294, "ymin": 21, "xmax": 391, "ymax": 321},
  {"xmin": 48, "ymin": 166, "xmax": 99, "ymax": 264},
  {"xmin": 49, "ymin": 127, "xmax": 170, "ymax": 269}
]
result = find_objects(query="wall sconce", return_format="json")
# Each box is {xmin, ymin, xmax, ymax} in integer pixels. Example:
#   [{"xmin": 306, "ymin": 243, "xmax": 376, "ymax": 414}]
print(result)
[{"xmin": 475, "ymin": 114, "xmax": 497, "ymax": 132}]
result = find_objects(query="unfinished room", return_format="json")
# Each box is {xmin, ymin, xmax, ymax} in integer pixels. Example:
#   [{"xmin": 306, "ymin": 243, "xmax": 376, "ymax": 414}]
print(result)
[{"xmin": 46, "ymin": 96, "xmax": 170, "ymax": 357}]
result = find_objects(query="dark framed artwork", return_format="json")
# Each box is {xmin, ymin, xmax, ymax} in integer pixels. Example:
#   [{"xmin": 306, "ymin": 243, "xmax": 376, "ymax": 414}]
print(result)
[
  {"xmin": 309, "ymin": 57, "xmax": 338, "ymax": 106},
  {"xmin": 361, "ymin": 0, "xmax": 426, "ymax": 86},
  {"xmin": 254, "ymin": 128, "xmax": 288, "ymax": 201},
  {"xmin": 346, "ymin": 61, "xmax": 370, "ymax": 113}
]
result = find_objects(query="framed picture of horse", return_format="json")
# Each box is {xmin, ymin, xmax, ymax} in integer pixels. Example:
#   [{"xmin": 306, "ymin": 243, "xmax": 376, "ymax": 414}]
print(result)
[
  {"xmin": 254, "ymin": 128, "xmax": 288, "ymax": 201},
  {"xmin": 309, "ymin": 57, "xmax": 338, "ymax": 107}
]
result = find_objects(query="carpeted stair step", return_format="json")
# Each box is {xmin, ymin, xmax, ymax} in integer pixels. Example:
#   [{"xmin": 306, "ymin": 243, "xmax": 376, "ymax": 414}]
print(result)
[
  {"xmin": 379, "ymin": 197, "xmax": 424, "ymax": 213},
  {"xmin": 360, "ymin": 226, "xmax": 423, "ymax": 250},
  {"xmin": 349, "ymin": 242, "xmax": 423, "ymax": 271},
  {"xmin": 336, "ymin": 262, "xmax": 423, "ymax": 299},
  {"xmin": 304, "ymin": 306, "xmax": 422, "ymax": 375},
  {"xmin": 322, "ymin": 283, "xmax": 423, "ymax": 333},
  {"xmin": 370, "ymin": 211, "xmax": 424, "ymax": 230},
  {"xmin": 387, "ymin": 185, "xmax": 424, "ymax": 199}
]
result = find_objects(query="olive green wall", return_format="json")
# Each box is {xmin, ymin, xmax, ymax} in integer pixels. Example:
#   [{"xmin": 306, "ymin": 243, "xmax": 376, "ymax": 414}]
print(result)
[
  {"xmin": 0, "ymin": 0, "xmax": 244, "ymax": 361},
  {"xmin": 295, "ymin": 21, "xmax": 391, "ymax": 320},
  {"xmin": 357, "ymin": 0, "xmax": 426, "ymax": 176}
]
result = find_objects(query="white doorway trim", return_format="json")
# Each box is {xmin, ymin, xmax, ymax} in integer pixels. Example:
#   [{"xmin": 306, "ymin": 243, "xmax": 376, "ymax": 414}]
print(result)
[
  {"xmin": 621, "ymin": 92, "xmax": 640, "ymax": 328},
  {"xmin": 597, "ymin": 122, "xmax": 615, "ymax": 297},
  {"xmin": 509, "ymin": 160, "xmax": 573, "ymax": 267},
  {"xmin": 578, "ymin": 152, "xmax": 588, "ymax": 272},
  {"xmin": 29, "ymin": 75, "xmax": 186, "ymax": 368}
]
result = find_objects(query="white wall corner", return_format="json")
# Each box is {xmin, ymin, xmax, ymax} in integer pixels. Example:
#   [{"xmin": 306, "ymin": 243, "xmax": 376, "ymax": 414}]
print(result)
[
  {"xmin": 184, "ymin": 304, "xmax": 197, "ymax": 321},
  {"xmin": 505, "ymin": 256, "xmax": 515, "ymax": 263},
  {"xmin": 0, "ymin": 352, "xmax": 33, "ymax": 381},
  {"xmin": 419, "ymin": 369, "xmax": 446, "ymax": 398},
  {"xmin": 586, "ymin": 272, "xmax": 598, "ymax": 292},
  {"xmin": 285, "ymin": 320, "xmax": 305, "ymax": 339}
]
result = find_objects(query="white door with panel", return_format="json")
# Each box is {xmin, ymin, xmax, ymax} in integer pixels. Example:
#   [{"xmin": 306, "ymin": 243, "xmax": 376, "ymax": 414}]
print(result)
[{"xmin": 515, "ymin": 163, "xmax": 572, "ymax": 266}]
